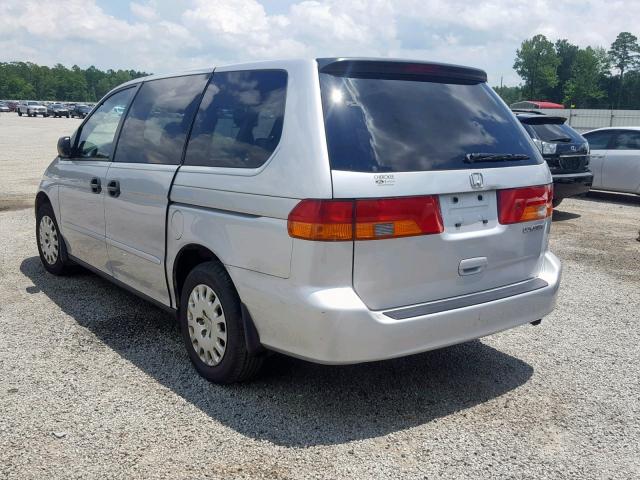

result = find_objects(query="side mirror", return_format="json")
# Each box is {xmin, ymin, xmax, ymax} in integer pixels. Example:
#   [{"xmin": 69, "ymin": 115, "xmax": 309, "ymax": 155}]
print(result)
[{"xmin": 57, "ymin": 136, "xmax": 72, "ymax": 158}]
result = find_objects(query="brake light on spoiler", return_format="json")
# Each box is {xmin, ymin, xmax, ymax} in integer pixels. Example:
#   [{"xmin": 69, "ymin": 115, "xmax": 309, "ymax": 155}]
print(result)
[
  {"xmin": 497, "ymin": 184, "xmax": 553, "ymax": 224},
  {"xmin": 288, "ymin": 196, "xmax": 444, "ymax": 241}
]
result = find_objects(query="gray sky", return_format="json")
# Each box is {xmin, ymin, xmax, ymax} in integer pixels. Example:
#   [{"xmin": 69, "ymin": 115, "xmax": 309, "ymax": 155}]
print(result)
[{"xmin": 1, "ymin": 0, "xmax": 638, "ymax": 85}]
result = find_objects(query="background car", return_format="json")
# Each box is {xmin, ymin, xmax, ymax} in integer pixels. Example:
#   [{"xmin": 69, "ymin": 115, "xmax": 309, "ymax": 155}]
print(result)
[
  {"xmin": 70, "ymin": 104, "xmax": 92, "ymax": 118},
  {"xmin": 515, "ymin": 110, "xmax": 593, "ymax": 206},
  {"xmin": 46, "ymin": 103, "xmax": 70, "ymax": 118},
  {"xmin": 583, "ymin": 127, "xmax": 640, "ymax": 195},
  {"xmin": 0, "ymin": 102, "xmax": 10, "ymax": 112},
  {"xmin": 17, "ymin": 101, "xmax": 47, "ymax": 117}
]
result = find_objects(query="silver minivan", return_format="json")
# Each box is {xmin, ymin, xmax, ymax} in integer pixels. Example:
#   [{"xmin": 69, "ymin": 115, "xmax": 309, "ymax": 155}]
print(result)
[{"xmin": 36, "ymin": 58, "xmax": 561, "ymax": 383}]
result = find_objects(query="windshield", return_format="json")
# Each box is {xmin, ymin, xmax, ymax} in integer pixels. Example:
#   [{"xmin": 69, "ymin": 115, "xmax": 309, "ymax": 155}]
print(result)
[{"xmin": 319, "ymin": 72, "xmax": 541, "ymax": 172}]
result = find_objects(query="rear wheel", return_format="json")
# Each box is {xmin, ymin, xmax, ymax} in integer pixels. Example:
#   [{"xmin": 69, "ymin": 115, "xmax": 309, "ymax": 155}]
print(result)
[
  {"xmin": 179, "ymin": 261, "xmax": 263, "ymax": 384},
  {"xmin": 17, "ymin": 111, "xmax": 22, "ymax": 116},
  {"xmin": 36, "ymin": 203, "xmax": 73, "ymax": 275},
  {"xmin": 552, "ymin": 198, "xmax": 563, "ymax": 208}
]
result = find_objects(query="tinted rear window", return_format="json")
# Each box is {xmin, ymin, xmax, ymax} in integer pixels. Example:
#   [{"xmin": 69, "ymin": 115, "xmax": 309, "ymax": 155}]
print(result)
[
  {"xmin": 319, "ymin": 72, "xmax": 540, "ymax": 172},
  {"xmin": 529, "ymin": 123, "xmax": 582, "ymax": 143}
]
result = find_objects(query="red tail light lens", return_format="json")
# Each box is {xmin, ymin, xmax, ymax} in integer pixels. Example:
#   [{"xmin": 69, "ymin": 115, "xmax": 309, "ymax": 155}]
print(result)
[
  {"xmin": 355, "ymin": 196, "xmax": 443, "ymax": 239},
  {"xmin": 288, "ymin": 196, "xmax": 443, "ymax": 241},
  {"xmin": 497, "ymin": 184, "xmax": 553, "ymax": 224}
]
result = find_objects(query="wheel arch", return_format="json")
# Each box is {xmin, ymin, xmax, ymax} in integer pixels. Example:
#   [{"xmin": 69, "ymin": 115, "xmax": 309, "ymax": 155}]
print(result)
[
  {"xmin": 172, "ymin": 243, "xmax": 224, "ymax": 308},
  {"xmin": 35, "ymin": 191, "xmax": 52, "ymax": 216}
]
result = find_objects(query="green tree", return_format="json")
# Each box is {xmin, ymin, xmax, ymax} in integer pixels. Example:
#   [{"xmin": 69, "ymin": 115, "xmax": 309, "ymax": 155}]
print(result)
[
  {"xmin": 609, "ymin": 32, "xmax": 640, "ymax": 108},
  {"xmin": 514, "ymin": 34, "xmax": 560, "ymax": 99},
  {"xmin": 549, "ymin": 39, "xmax": 579, "ymax": 102},
  {"xmin": 493, "ymin": 85, "xmax": 524, "ymax": 105},
  {"xmin": 0, "ymin": 61, "xmax": 148, "ymax": 102},
  {"xmin": 563, "ymin": 47, "xmax": 605, "ymax": 107}
]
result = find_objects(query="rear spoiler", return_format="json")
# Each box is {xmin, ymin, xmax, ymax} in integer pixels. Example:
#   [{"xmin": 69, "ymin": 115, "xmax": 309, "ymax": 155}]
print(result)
[
  {"xmin": 317, "ymin": 58, "xmax": 487, "ymax": 84},
  {"xmin": 517, "ymin": 115, "xmax": 567, "ymax": 125}
]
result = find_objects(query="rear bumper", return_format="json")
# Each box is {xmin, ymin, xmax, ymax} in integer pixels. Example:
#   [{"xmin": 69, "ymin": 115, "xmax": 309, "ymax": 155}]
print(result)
[
  {"xmin": 230, "ymin": 251, "xmax": 562, "ymax": 365},
  {"xmin": 553, "ymin": 172, "xmax": 593, "ymax": 200}
]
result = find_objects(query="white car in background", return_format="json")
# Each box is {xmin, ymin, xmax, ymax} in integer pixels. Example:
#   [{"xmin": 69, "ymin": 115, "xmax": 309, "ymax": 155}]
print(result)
[{"xmin": 583, "ymin": 127, "xmax": 640, "ymax": 195}]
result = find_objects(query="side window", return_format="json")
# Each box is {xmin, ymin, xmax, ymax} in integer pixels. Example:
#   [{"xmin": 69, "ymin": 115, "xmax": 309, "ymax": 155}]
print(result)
[
  {"xmin": 612, "ymin": 131, "xmax": 640, "ymax": 150},
  {"xmin": 75, "ymin": 88, "xmax": 135, "ymax": 159},
  {"xmin": 114, "ymin": 74, "xmax": 209, "ymax": 165},
  {"xmin": 584, "ymin": 130, "xmax": 614, "ymax": 150},
  {"xmin": 184, "ymin": 70, "xmax": 287, "ymax": 168}
]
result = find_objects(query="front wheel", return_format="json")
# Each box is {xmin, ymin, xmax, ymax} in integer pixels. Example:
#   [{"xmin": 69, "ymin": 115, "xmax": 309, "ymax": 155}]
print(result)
[
  {"xmin": 179, "ymin": 261, "xmax": 263, "ymax": 384},
  {"xmin": 36, "ymin": 203, "xmax": 73, "ymax": 275},
  {"xmin": 17, "ymin": 111, "xmax": 22, "ymax": 116}
]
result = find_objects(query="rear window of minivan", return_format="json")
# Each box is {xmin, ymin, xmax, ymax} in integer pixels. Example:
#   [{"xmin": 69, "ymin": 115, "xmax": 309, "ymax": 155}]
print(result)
[{"xmin": 318, "ymin": 62, "xmax": 541, "ymax": 172}]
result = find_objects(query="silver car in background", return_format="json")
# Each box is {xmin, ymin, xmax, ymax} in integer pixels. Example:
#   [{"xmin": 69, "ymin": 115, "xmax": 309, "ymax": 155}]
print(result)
[
  {"xmin": 35, "ymin": 58, "xmax": 561, "ymax": 383},
  {"xmin": 18, "ymin": 100, "xmax": 47, "ymax": 117},
  {"xmin": 583, "ymin": 127, "xmax": 640, "ymax": 195}
]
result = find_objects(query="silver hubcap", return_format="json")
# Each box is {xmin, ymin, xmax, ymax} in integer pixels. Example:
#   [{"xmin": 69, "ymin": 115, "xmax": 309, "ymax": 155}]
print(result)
[
  {"xmin": 187, "ymin": 284, "xmax": 227, "ymax": 366},
  {"xmin": 39, "ymin": 215, "xmax": 59, "ymax": 265}
]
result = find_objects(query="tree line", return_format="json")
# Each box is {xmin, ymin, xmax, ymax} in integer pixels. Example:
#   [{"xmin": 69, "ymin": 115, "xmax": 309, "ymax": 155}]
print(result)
[
  {"xmin": 0, "ymin": 62, "xmax": 149, "ymax": 102},
  {"xmin": 495, "ymin": 32, "xmax": 640, "ymax": 109}
]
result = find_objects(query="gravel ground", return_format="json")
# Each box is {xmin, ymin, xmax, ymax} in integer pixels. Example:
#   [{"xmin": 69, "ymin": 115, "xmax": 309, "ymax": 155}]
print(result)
[{"xmin": 1, "ymin": 114, "xmax": 639, "ymax": 479}]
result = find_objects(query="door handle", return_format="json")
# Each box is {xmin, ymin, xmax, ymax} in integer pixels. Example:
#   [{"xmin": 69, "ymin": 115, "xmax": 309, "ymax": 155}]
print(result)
[
  {"xmin": 458, "ymin": 257, "xmax": 488, "ymax": 276},
  {"xmin": 90, "ymin": 177, "xmax": 101, "ymax": 194},
  {"xmin": 107, "ymin": 180, "xmax": 120, "ymax": 197}
]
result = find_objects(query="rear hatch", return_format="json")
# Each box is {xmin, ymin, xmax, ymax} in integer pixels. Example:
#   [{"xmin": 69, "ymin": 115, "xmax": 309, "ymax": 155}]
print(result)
[
  {"xmin": 317, "ymin": 59, "xmax": 552, "ymax": 311},
  {"xmin": 519, "ymin": 117, "xmax": 590, "ymax": 173}
]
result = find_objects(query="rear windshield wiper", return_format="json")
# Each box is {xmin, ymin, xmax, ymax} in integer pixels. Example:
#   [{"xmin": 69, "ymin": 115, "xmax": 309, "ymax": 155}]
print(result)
[
  {"xmin": 547, "ymin": 137, "xmax": 572, "ymax": 143},
  {"xmin": 465, "ymin": 153, "xmax": 530, "ymax": 163}
]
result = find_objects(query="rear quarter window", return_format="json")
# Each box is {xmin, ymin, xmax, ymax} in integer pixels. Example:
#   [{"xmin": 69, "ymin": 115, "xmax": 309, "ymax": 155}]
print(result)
[
  {"xmin": 184, "ymin": 70, "xmax": 287, "ymax": 169},
  {"xmin": 319, "ymin": 71, "xmax": 540, "ymax": 172}
]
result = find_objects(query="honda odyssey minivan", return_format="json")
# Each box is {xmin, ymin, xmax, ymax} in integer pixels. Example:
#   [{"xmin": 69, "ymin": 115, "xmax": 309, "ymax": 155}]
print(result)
[{"xmin": 35, "ymin": 58, "xmax": 561, "ymax": 383}]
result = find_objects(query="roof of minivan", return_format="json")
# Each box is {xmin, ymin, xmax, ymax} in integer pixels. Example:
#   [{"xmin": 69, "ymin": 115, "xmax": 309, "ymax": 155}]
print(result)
[{"xmin": 110, "ymin": 57, "xmax": 487, "ymax": 93}]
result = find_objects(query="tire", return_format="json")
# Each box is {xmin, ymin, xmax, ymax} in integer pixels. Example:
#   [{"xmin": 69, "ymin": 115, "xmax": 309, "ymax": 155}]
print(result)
[
  {"xmin": 66, "ymin": 114, "xmax": 70, "ymax": 118},
  {"xmin": 179, "ymin": 261, "xmax": 263, "ymax": 384},
  {"xmin": 552, "ymin": 198, "xmax": 563, "ymax": 208},
  {"xmin": 36, "ymin": 203, "xmax": 73, "ymax": 275},
  {"xmin": 17, "ymin": 111, "xmax": 22, "ymax": 116}
]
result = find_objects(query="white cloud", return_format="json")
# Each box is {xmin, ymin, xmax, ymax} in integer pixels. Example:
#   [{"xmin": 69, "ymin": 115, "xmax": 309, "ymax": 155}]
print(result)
[
  {"xmin": 1, "ymin": 0, "xmax": 640, "ymax": 85},
  {"xmin": 131, "ymin": 1, "xmax": 159, "ymax": 21}
]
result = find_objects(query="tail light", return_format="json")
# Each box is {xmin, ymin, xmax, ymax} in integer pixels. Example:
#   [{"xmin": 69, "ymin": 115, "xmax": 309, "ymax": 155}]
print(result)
[
  {"xmin": 497, "ymin": 184, "xmax": 553, "ymax": 224},
  {"xmin": 288, "ymin": 196, "xmax": 444, "ymax": 241}
]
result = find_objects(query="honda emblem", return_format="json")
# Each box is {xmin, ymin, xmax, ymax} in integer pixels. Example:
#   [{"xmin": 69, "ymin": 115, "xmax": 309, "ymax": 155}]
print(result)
[{"xmin": 470, "ymin": 173, "xmax": 484, "ymax": 189}]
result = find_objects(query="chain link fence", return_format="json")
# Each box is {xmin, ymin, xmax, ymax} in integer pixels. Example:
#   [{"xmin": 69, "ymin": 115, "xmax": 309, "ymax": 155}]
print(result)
[{"xmin": 536, "ymin": 109, "xmax": 640, "ymax": 132}]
